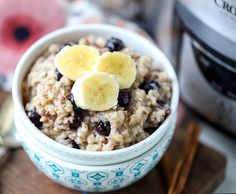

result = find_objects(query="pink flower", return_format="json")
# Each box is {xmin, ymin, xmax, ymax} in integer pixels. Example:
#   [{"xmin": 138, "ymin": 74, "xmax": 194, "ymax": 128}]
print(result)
[{"xmin": 0, "ymin": 0, "xmax": 66, "ymax": 74}]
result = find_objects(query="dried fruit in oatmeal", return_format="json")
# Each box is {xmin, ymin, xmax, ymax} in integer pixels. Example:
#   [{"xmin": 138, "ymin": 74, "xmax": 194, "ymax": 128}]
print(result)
[
  {"xmin": 28, "ymin": 110, "xmax": 42, "ymax": 129},
  {"xmin": 69, "ymin": 116, "xmax": 82, "ymax": 129},
  {"xmin": 67, "ymin": 94, "xmax": 83, "ymax": 115},
  {"xmin": 139, "ymin": 80, "xmax": 160, "ymax": 94},
  {"xmin": 72, "ymin": 140, "xmax": 80, "ymax": 149},
  {"xmin": 106, "ymin": 37, "xmax": 125, "ymax": 52},
  {"xmin": 55, "ymin": 68, "xmax": 63, "ymax": 81},
  {"xmin": 118, "ymin": 90, "xmax": 131, "ymax": 108},
  {"xmin": 94, "ymin": 121, "xmax": 111, "ymax": 136}
]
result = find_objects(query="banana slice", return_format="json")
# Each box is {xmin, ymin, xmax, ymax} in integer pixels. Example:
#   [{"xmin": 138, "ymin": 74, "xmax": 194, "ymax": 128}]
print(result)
[
  {"xmin": 54, "ymin": 45, "xmax": 99, "ymax": 81},
  {"xmin": 94, "ymin": 52, "xmax": 136, "ymax": 89},
  {"xmin": 71, "ymin": 72, "xmax": 119, "ymax": 111}
]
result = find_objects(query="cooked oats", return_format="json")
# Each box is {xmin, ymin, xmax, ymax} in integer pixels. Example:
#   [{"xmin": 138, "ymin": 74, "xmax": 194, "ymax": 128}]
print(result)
[{"xmin": 23, "ymin": 35, "xmax": 172, "ymax": 151}]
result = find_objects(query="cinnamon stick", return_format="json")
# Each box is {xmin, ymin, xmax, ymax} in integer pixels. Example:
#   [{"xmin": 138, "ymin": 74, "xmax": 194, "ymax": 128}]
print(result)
[{"xmin": 167, "ymin": 121, "xmax": 200, "ymax": 194}]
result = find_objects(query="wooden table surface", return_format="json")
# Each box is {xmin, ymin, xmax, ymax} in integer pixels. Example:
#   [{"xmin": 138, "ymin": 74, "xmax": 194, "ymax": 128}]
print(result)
[{"xmin": 0, "ymin": 92, "xmax": 227, "ymax": 194}]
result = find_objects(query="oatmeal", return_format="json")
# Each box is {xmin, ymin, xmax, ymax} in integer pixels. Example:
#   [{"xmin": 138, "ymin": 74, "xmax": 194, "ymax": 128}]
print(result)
[{"xmin": 23, "ymin": 35, "xmax": 172, "ymax": 151}]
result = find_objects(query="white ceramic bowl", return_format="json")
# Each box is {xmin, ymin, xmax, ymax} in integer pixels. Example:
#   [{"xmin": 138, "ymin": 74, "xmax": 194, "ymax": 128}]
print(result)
[
  {"xmin": 15, "ymin": 112, "xmax": 176, "ymax": 192},
  {"xmin": 12, "ymin": 24, "xmax": 179, "ymax": 192}
]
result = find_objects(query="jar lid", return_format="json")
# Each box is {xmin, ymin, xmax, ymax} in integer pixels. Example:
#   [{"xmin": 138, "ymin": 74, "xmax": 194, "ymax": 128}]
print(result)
[{"xmin": 175, "ymin": 0, "xmax": 236, "ymax": 62}]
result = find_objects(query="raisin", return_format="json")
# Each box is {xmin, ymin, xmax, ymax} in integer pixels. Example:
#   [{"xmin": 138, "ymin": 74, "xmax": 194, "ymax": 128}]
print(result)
[
  {"xmin": 67, "ymin": 95, "xmax": 83, "ymax": 115},
  {"xmin": 156, "ymin": 100, "xmax": 166, "ymax": 107},
  {"xmin": 72, "ymin": 140, "xmax": 80, "ymax": 149},
  {"xmin": 144, "ymin": 127, "xmax": 156, "ymax": 135},
  {"xmin": 55, "ymin": 69, "xmax": 63, "ymax": 81},
  {"xmin": 139, "ymin": 80, "xmax": 160, "ymax": 94},
  {"xmin": 60, "ymin": 42, "xmax": 75, "ymax": 49},
  {"xmin": 69, "ymin": 116, "xmax": 82, "ymax": 129},
  {"xmin": 157, "ymin": 100, "xmax": 171, "ymax": 115},
  {"xmin": 106, "ymin": 37, "xmax": 125, "ymax": 52},
  {"xmin": 94, "ymin": 121, "xmax": 111, "ymax": 136},
  {"xmin": 67, "ymin": 94, "xmax": 74, "ymax": 103},
  {"xmin": 165, "ymin": 107, "xmax": 171, "ymax": 115},
  {"xmin": 118, "ymin": 90, "xmax": 131, "ymax": 108},
  {"xmin": 28, "ymin": 110, "xmax": 43, "ymax": 129}
]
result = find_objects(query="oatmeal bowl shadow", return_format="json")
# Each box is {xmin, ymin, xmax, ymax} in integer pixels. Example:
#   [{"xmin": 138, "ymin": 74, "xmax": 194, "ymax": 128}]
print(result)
[{"xmin": 12, "ymin": 24, "xmax": 179, "ymax": 191}]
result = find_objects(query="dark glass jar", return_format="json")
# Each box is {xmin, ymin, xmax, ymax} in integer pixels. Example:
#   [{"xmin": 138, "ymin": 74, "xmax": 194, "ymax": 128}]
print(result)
[{"xmin": 174, "ymin": 0, "xmax": 236, "ymax": 135}]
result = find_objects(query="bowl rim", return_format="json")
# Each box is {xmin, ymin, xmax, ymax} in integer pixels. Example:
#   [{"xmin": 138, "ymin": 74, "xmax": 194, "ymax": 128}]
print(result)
[{"xmin": 12, "ymin": 24, "xmax": 179, "ymax": 157}]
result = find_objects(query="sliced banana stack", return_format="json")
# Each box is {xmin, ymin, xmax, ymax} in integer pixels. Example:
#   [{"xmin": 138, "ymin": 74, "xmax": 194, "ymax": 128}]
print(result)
[
  {"xmin": 54, "ymin": 45, "xmax": 99, "ymax": 81},
  {"xmin": 54, "ymin": 43, "xmax": 137, "ymax": 111},
  {"xmin": 95, "ymin": 52, "xmax": 136, "ymax": 89},
  {"xmin": 71, "ymin": 72, "xmax": 119, "ymax": 111}
]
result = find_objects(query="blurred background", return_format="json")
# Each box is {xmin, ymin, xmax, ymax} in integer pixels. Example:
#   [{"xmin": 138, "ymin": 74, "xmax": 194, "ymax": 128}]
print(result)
[
  {"xmin": 0, "ymin": 0, "xmax": 236, "ymax": 193},
  {"xmin": 0, "ymin": 0, "xmax": 175, "ymax": 88}
]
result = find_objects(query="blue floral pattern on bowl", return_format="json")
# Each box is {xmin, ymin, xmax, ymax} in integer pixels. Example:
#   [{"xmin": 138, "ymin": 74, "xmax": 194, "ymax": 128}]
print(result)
[{"xmin": 19, "ymin": 126, "xmax": 173, "ymax": 192}]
